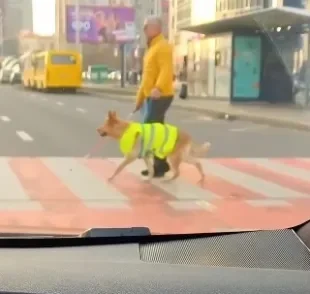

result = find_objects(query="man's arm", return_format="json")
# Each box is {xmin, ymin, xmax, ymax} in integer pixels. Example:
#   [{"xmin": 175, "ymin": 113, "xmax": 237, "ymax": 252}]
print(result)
[
  {"xmin": 136, "ymin": 64, "xmax": 156, "ymax": 108},
  {"xmin": 155, "ymin": 43, "xmax": 173, "ymax": 92},
  {"xmin": 135, "ymin": 85, "xmax": 145, "ymax": 110}
]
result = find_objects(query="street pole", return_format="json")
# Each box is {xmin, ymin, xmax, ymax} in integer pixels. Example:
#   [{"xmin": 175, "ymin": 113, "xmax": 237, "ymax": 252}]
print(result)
[
  {"xmin": 306, "ymin": 32, "xmax": 310, "ymax": 106},
  {"xmin": 75, "ymin": 0, "xmax": 81, "ymax": 52},
  {"xmin": 120, "ymin": 43, "xmax": 126, "ymax": 88}
]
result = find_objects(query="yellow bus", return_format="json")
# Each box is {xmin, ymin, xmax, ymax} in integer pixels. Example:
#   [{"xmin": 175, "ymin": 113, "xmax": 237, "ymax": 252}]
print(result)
[{"xmin": 23, "ymin": 50, "xmax": 82, "ymax": 92}]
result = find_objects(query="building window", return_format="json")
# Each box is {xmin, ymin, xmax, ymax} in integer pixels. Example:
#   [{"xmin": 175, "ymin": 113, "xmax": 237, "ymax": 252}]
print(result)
[{"xmin": 177, "ymin": 6, "xmax": 191, "ymax": 22}]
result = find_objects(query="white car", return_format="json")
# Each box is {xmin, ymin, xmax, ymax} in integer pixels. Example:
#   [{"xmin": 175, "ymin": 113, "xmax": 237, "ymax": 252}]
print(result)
[
  {"xmin": 108, "ymin": 71, "xmax": 121, "ymax": 81},
  {"xmin": 9, "ymin": 63, "xmax": 22, "ymax": 84},
  {"xmin": 0, "ymin": 58, "xmax": 20, "ymax": 83}
]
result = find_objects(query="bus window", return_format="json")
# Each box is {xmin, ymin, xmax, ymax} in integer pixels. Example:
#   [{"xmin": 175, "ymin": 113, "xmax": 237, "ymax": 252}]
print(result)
[{"xmin": 51, "ymin": 55, "xmax": 76, "ymax": 65}]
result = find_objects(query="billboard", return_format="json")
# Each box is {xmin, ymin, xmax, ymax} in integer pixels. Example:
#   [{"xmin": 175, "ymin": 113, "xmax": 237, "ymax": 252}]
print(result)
[{"xmin": 66, "ymin": 5, "xmax": 135, "ymax": 44}]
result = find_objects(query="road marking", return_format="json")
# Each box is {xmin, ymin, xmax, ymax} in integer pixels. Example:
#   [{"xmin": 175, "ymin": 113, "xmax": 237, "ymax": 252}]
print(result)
[
  {"xmin": 244, "ymin": 158, "xmax": 310, "ymax": 183},
  {"xmin": 197, "ymin": 115, "xmax": 213, "ymax": 121},
  {"xmin": 43, "ymin": 158, "xmax": 129, "ymax": 208},
  {"xmin": 56, "ymin": 101, "xmax": 64, "ymax": 106},
  {"xmin": 206, "ymin": 161, "xmax": 309, "ymax": 199},
  {"xmin": 246, "ymin": 199, "xmax": 291, "ymax": 207},
  {"xmin": 229, "ymin": 126, "xmax": 268, "ymax": 132},
  {"xmin": 16, "ymin": 131, "xmax": 33, "ymax": 142},
  {"xmin": 76, "ymin": 107, "xmax": 86, "ymax": 113},
  {"xmin": 182, "ymin": 115, "xmax": 213, "ymax": 123},
  {"xmin": 0, "ymin": 158, "xmax": 41, "ymax": 210},
  {"xmin": 0, "ymin": 116, "xmax": 10, "ymax": 122},
  {"xmin": 113, "ymin": 159, "xmax": 219, "ymax": 209}
]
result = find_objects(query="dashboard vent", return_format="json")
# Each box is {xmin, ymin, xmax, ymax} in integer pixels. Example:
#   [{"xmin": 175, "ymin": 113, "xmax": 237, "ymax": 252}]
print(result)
[{"xmin": 140, "ymin": 229, "xmax": 310, "ymax": 270}]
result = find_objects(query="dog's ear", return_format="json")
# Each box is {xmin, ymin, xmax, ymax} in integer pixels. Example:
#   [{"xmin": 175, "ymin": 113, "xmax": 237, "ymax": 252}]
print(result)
[
  {"xmin": 107, "ymin": 111, "xmax": 117, "ymax": 123},
  {"xmin": 108, "ymin": 111, "xmax": 115, "ymax": 120},
  {"xmin": 111, "ymin": 111, "xmax": 117, "ymax": 119}
]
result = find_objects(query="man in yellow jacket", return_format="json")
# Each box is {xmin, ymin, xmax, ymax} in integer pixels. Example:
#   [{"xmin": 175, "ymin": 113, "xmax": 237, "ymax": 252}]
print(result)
[{"xmin": 134, "ymin": 16, "xmax": 174, "ymax": 178}]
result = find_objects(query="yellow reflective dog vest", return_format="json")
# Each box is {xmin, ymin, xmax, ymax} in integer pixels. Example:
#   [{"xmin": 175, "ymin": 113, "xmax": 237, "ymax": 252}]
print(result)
[{"xmin": 119, "ymin": 123, "xmax": 178, "ymax": 159}]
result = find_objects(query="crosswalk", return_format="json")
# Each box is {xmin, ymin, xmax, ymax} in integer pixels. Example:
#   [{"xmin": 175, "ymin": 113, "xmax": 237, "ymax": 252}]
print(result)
[{"xmin": 0, "ymin": 157, "xmax": 310, "ymax": 235}]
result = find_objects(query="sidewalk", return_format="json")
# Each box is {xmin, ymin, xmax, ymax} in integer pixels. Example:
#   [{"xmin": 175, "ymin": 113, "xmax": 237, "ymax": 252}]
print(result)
[{"xmin": 82, "ymin": 83, "xmax": 310, "ymax": 131}]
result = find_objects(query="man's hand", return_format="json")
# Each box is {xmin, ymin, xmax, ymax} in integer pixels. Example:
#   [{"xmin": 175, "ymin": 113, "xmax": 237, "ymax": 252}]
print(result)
[{"xmin": 150, "ymin": 88, "xmax": 161, "ymax": 99}]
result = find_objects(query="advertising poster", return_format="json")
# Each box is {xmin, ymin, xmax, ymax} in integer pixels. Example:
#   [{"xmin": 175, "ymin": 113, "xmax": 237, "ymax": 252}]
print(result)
[{"xmin": 66, "ymin": 5, "xmax": 135, "ymax": 44}]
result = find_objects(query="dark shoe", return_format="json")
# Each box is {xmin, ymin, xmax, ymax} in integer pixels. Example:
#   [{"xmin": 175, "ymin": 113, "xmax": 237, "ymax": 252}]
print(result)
[
  {"xmin": 141, "ymin": 169, "xmax": 168, "ymax": 178},
  {"xmin": 141, "ymin": 163, "xmax": 170, "ymax": 177},
  {"xmin": 141, "ymin": 169, "xmax": 149, "ymax": 176}
]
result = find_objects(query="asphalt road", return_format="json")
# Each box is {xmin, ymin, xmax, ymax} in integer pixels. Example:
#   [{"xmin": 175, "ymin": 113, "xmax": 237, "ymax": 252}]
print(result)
[{"xmin": 0, "ymin": 84, "xmax": 309, "ymax": 158}]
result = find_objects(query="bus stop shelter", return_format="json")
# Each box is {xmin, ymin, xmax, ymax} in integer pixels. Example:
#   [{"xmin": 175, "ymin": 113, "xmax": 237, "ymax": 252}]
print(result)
[{"xmin": 183, "ymin": 7, "xmax": 310, "ymax": 104}]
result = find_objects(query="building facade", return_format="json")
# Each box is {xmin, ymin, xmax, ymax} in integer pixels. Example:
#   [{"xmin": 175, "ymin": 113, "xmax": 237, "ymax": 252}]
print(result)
[
  {"xmin": 169, "ymin": 0, "xmax": 218, "ymax": 96},
  {"xmin": 171, "ymin": 0, "xmax": 309, "ymax": 99},
  {"xmin": 55, "ymin": 0, "xmax": 135, "ymax": 69},
  {"xmin": 211, "ymin": 0, "xmax": 308, "ymax": 99},
  {"xmin": 1, "ymin": 0, "xmax": 33, "ymax": 56},
  {"xmin": 169, "ymin": 0, "xmax": 198, "ymax": 74},
  {"xmin": 55, "ymin": 0, "xmax": 168, "ymax": 70},
  {"xmin": 18, "ymin": 31, "xmax": 55, "ymax": 55},
  {"xmin": 133, "ymin": 0, "xmax": 169, "ymax": 47}
]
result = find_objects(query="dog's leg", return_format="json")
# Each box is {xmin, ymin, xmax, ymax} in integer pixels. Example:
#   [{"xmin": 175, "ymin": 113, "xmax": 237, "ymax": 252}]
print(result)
[
  {"xmin": 162, "ymin": 153, "xmax": 182, "ymax": 182},
  {"xmin": 182, "ymin": 143, "xmax": 206, "ymax": 185},
  {"xmin": 108, "ymin": 133, "xmax": 141, "ymax": 181},
  {"xmin": 185, "ymin": 156, "xmax": 205, "ymax": 185},
  {"xmin": 108, "ymin": 154, "xmax": 136, "ymax": 181}
]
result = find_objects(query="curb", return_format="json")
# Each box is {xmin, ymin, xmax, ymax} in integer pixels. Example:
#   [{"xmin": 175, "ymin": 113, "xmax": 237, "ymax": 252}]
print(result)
[
  {"xmin": 82, "ymin": 85, "xmax": 136, "ymax": 96},
  {"xmin": 81, "ymin": 87, "xmax": 310, "ymax": 132}
]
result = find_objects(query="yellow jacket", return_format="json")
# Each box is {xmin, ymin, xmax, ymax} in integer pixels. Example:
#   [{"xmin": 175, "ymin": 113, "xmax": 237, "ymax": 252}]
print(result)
[
  {"xmin": 119, "ymin": 122, "xmax": 178, "ymax": 159},
  {"xmin": 136, "ymin": 34, "xmax": 174, "ymax": 106}
]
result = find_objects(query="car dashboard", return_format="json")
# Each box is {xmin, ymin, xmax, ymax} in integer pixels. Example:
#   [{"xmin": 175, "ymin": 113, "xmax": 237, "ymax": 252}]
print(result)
[{"xmin": 0, "ymin": 224, "xmax": 309, "ymax": 294}]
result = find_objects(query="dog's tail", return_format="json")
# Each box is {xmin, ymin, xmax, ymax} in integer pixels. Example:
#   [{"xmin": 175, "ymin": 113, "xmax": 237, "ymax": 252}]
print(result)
[{"xmin": 190, "ymin": 142, "xmax": 211, "ymax": 157}]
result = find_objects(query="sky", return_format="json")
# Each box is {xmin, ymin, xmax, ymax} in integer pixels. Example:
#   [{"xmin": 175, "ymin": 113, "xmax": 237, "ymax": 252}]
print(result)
[{"xmin": 32, "ymin": 0, "xmax": 55, "ymax": 35}]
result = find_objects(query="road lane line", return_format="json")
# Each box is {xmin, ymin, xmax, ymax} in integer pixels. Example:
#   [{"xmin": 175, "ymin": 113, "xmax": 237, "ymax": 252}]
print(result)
[
  {"xmin": 16, "ymin": 131, "xmax": 33, "ymax": 142},
  {"xmin": 0, "ymin": 158, "xmax": 41, "ymax": 210},
  {"xmin": 229, "ymin": 126, "xmax": 268, "ymax": 132},
  {"xmin": 182, "ymin": 115, "xmax": 213, "ymax": 123},
  {"xmin": 206, "ymin": 160, "xmax": 309, "ymax": 199},
  {"xmin": 56, "ymin": 101, "xmax": 64, "ymax": 106},
  {"xmin": 111, "ymin": 158, "xmax": 218, "ymax": 211},
  {"xmin": 43, "ymin": 157, "xmax": 129, "ymax": 209},
  {"xmin": 0, "ymin": 116, "xmax": 10, "ymax": 122},
  {"xmin": 9, "ymin": 157, "xmax": 84, "ymax": 211},
  {"xmin": 76, "ymin": 107, "xmax": 86, "ymax": 113},
  {"xmin": 247, "ymin": 199, "xmax": 291, "ymax": 207},
  {"xmin": 244, "ymin": 158, "xmax": 310, "ymax": 184}
]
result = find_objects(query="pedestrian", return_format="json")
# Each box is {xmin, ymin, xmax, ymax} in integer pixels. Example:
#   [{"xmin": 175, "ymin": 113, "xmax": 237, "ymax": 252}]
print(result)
[{"xmin": 133, "ymin": 15, "xmax": 174, "ymax": 178}]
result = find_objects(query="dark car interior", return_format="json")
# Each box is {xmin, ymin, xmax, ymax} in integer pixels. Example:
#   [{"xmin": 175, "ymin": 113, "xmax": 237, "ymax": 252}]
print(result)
[{"xmin": 0, "ymin": 220, "xmax": 309, "ymax": 294}]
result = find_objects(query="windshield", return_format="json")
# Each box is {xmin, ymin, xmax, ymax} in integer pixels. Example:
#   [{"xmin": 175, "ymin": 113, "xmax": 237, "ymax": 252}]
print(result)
[
  {"xmin": 0, "ymin": 1, "xmax": 309, "ymax": 236},
  {"xmin": 50, "ymin": 54, "xmax": 77, "ymax": 65}
]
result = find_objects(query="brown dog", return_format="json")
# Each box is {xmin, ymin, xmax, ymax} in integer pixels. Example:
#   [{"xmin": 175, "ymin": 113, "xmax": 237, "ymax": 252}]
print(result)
[{"xmin": 97, "ymin": 111, "xmax": 211, "ymax": 184}]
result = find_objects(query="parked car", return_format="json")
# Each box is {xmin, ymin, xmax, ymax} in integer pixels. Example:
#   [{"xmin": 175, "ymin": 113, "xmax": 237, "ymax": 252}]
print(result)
[
  {"xmin": 108, "ymin": 70, "xmax": 121, "ymax": 81},
  {"xmin": 9, "ymin": 63, "xmax": 22, "ymax": 84},
  {"xmin": 0, "ymin": 56, "xmax": 16, "ymax": 69},
  {"xmin": 0, "ymin": 58, "xmax": 20, "ymax": 83}
]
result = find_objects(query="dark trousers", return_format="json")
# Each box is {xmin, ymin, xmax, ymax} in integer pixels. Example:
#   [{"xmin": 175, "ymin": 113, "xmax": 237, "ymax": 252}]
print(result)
[{"xmin": 143, "ymin": 96, "xmax": 173, "ymax": 172}]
